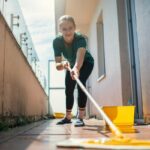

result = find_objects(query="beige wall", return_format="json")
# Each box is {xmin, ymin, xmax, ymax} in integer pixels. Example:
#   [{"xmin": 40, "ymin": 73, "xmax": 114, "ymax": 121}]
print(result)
[
  {"xmin": 0, "ymin": 15, "xmax": 5, "ymax": 115},
  {"xmin": 0, "ymin": 13, "xmax": 48, "ymax": 117},
  {"xmin": 88, "ymin": 0, "xmax": 124, "ymax": 117},
  {"xmin": 65, "ymin": 0, "xmax": 99, "ymax": 35},
  {"xmin": 134, "ymin": 0, "xmax": 150, "ymax": 116}
]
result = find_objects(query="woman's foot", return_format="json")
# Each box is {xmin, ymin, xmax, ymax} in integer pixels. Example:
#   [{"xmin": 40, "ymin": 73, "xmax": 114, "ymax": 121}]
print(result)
[
  {"xmin": 74, "ymin": 118, "xmax": 85, "ymax": 127},
  {"xmin": 56, "ymin": 118, "xmax": 72, "ymax": 125}
]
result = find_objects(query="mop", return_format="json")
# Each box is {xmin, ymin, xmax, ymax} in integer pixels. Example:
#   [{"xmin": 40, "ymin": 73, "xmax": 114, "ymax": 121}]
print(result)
[{"xmin": 57, "ymin": 66, "xmax": 150, "ymax": 149}]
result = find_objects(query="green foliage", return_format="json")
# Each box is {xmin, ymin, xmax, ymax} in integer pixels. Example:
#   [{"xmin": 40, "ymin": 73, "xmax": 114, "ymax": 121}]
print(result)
[
  {"xmin": 0, "ymin": 120, "xmax": 9, "ymax": 131},
  {"xmin": 0, "ymin": 115, "xmax": 44, "ymax": 131}
]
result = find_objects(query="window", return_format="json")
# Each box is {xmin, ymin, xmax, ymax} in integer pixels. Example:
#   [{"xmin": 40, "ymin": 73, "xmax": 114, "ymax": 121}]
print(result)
[{"xmin": 96, "ymin": 12, "xmax": 105, "ymax": 82}]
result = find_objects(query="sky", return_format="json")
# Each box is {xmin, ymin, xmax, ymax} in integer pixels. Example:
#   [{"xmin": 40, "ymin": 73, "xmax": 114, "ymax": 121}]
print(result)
[{"xmin": 18, "ymin": 0, "xmax": 55, "ymax": 78}]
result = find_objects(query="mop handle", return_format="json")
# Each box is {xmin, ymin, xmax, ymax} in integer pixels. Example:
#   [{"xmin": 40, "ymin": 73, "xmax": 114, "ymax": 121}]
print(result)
[{"xmin": 68, "ymin": 66, "xmax": 123, "ymax": 138}]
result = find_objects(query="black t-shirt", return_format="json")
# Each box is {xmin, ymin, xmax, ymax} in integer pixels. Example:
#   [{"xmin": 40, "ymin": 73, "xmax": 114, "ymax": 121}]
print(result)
[{"xmin": 53, "ymin": 32, "xmax": 94, "ymax": 67}]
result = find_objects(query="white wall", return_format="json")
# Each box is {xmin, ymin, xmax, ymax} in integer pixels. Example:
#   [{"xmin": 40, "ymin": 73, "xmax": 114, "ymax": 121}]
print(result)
[{"xmin": 88, "ymin": 0, "xmax": 123, "ymax": 117}]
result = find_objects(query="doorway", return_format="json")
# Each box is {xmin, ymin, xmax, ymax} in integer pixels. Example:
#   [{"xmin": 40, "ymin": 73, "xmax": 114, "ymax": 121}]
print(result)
[{"xmin": 48, "ymin": 60, "xmax": 78, "ymax": 116}]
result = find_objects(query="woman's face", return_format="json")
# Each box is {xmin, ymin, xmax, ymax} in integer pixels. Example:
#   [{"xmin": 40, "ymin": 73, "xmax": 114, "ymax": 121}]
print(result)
[{"xmin": 59, "ymin": 20, "xmax": 75, "ymax": 43}]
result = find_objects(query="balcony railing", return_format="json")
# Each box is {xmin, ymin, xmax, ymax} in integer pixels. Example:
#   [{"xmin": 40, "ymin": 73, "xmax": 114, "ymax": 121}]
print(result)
[{"xmin": 0, "ymin": 0, "xmax": 47, "ymax": 91}]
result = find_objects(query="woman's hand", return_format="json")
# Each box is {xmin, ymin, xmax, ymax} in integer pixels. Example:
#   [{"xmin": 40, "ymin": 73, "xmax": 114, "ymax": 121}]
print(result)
[
  {"xmin": 56, "ymin": 62, "xmax": 64, "ymax": 70},
  {"xmin": 56, "ymin": 61, "xmax": 70, "ymax": 71},
  {"xmin": 70, "ymin": 66, "xmax": 79, "ymax": 80},
  {"xmin": 63, "ymin": 61, "xmax": 70, "ymax": 70}
]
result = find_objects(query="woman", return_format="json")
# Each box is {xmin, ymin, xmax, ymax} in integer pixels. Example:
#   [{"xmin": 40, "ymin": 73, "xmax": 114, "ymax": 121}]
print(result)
[{"xmin": 53, "ymin": 15, "xmax": 94, "ymax": 127}]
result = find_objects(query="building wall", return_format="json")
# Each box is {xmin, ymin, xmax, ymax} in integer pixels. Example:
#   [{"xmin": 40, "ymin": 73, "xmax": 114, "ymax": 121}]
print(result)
[
  {"xmin": 88, "ymin": 0, "xmax": 123, "ymax": 117},
  {"xmin": 0, "ymin": 15, "xmax": 5, "ymax": 115},
  {"xmin": 117, "ymin": 0, "xmax": 132, "ymax": 105},
  {"xmin": 134, "ymin": 0, "xmax": 150, "ymax": 116},
  {"xmin": 0, "ymin": 13, "xmax": 48, "ymax": 117}
]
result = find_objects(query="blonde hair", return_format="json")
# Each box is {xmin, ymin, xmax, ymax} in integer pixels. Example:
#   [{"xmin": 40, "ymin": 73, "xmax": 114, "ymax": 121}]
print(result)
[{"xmin": 58, "ymin": 15, "xmax": 76, "ymax": 28}]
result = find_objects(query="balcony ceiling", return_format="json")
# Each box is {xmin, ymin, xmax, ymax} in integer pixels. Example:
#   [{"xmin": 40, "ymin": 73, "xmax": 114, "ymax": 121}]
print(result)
[{"xmin": 55, "ymin": 0, "xmax": 100, "ymax": 34}]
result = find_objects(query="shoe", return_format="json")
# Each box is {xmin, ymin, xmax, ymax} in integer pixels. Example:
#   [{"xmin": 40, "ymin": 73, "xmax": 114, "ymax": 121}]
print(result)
[
  {"xmin": 56, "ymin": 118, "xmax": 72, "ymax": 125},
  {"xmin": 74, "ymin": 119, "xmax": 85, "ymax": 127}
]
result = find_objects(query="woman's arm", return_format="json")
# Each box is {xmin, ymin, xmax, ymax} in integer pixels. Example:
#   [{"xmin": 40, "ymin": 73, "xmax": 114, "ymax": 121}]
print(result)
[
  {"xmin": 74, "ymin": 47, "xmax": 86, "ymax": 70},
  {"xmin": 55, "ymin": 56, "xmax": 64, "ymax": 70},
  {"xmin": 71, "ymin": 47, "xmax": 86, "ymax": 79}
]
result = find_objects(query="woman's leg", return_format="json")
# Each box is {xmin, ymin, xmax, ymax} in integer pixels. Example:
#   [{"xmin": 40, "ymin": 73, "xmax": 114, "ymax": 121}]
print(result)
[
  {"xmin": 65, "ymin": 70, "xmax": 76, "ymax": 119},
  {"xmin": 77, "ymin": 61, "xmax": 94, "ymax": 119},
  {"xmin": 57, "ymin": 70, "xmax": 76, "ymax": 125}
]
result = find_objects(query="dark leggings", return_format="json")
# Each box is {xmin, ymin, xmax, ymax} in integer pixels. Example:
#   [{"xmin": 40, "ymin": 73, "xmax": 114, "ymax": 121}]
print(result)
[{"xmin": 65, "ymin": 61, "xmax": 94, "ymax": 110}]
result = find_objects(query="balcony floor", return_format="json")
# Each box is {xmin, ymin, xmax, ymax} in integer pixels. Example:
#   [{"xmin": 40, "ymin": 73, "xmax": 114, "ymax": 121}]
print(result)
[{"xmin": 0, "ymin": 119, "xmax": 150, "ymax": 150}]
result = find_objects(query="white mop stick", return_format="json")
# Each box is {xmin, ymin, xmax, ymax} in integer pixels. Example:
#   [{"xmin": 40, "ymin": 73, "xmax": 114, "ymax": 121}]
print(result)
[{"xmin": 68, "ymin": 66, "xmax": 123, "ymax": 138}]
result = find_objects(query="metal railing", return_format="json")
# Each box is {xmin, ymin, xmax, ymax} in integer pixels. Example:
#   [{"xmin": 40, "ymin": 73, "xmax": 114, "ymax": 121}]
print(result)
[{"xmin": 0, "ymin": 0, "xmax": 47, "ymax": 91}]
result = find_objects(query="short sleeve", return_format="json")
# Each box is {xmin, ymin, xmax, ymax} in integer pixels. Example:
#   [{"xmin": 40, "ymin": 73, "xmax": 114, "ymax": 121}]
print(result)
[
  {"xmin": 77, "ymin": 37, "xmax": 86, "ymax": 49},
  {"xmin": 53, "ymin": 38, "xmax": 62, "ymax": 57}
]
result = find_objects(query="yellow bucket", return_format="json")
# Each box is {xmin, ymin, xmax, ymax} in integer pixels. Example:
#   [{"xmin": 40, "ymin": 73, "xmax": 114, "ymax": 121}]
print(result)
[
  {"xmin": 54, "ymin": 112, "xmax": 65, "ymax": 119},
  {"xmin": 54, "ymin": 112, "xmax": 74, "ymax": 119},
  {"xmin": 102, "ymin": 106, "xmax": 136, "ymax": 133}
]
